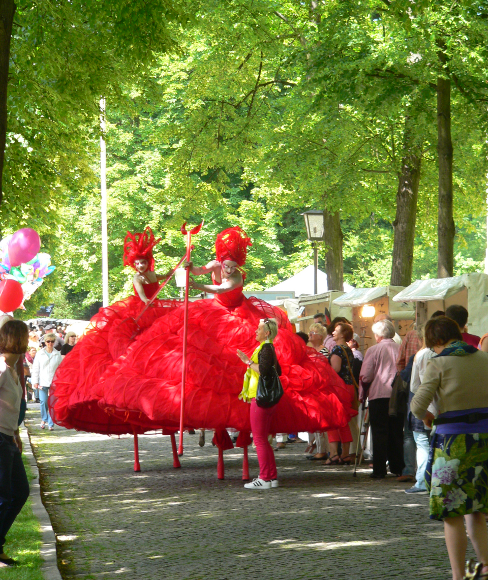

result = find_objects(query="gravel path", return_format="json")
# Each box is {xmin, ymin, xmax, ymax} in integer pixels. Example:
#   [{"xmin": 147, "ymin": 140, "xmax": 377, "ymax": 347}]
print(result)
[{"xmin": 25, "ymin": 411, "xmax": 460, "ymax": 580}]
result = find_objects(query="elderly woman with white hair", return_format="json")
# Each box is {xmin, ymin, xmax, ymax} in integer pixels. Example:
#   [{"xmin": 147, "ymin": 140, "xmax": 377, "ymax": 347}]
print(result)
[
  {"xmin": 359, "ymin": 319, "xmax": 403, "ymax": 479},
  {"xmin": 32, "ymin": 333, "xmax": 62, "ymax": 430}
]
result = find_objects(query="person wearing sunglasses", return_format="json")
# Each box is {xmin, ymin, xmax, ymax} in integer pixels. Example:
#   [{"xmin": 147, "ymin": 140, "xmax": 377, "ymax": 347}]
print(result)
[
  {"xmin": 32, "ymin": 333, "xmax": 62, "ymax": 431},
  {"xmin": 237, "ymin": 318, "xmax": 281, "ymax": 490}
]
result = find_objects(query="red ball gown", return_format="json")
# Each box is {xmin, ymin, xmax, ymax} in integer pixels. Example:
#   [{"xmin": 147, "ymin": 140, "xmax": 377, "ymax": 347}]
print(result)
[
  {"xmin": 96, "ymin": 281, "xmax": 357, "ymax": 434},
  {"xmin": 49, "ymin": 282, "xmax": 179, "ymax": 434}
]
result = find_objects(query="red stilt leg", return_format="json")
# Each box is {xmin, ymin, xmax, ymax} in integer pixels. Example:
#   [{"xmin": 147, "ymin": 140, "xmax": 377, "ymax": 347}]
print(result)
[
  {"xmin": 242, "ymin": 445, "xmax": 250, "ymax": 480},
  {"xmin": 170, "ymin": 433, "xmax": 181, "ymax": 469},
  {"xmin": 133, "ymin": 433, "xmax": 141, "ymax": 472},
  {"xmin": 217, "ymin": 447, "xmax": 225, "ymax": 480}
]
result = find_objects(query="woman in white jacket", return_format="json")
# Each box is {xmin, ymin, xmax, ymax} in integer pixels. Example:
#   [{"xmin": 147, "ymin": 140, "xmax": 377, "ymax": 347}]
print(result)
[{"xmin": 32, "ymin": 333, "xmax": 62, "ymax": 430}]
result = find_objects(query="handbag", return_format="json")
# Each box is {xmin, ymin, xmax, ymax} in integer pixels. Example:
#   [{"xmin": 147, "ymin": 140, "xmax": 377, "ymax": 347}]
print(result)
[
  {"xmin": 338, "ymin": 345, "xmax": 359, "ymax": 410},
  {"xmin": 388, "ymin": 372, "xmax": 409, "ymax": 417},
  {"xmin": 255, "ymin": 346, "xmax": 284, "ymax": 408}
]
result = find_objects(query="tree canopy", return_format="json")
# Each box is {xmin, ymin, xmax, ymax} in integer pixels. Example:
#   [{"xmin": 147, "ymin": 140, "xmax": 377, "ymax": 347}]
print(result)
[{"xmin": 2, "ymin": 0, "xmax": 487, "ymax": 319}]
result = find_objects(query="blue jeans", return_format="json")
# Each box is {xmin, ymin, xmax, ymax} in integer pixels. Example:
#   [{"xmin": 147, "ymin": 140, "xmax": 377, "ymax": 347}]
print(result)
[
  {"xmin": 39, "ymin": 387, "xmax": 53, "ymax": 428},
  {"xmin": 0, "ymin": 433, "xmax": 29, "ymax": 552},
  {"xmin": 402, "ymin": 413, "xmax": 416, "ymax": 477},
  {"xmin": 413, "ymin": 430, "xmax": 430, "ymax": 490}
]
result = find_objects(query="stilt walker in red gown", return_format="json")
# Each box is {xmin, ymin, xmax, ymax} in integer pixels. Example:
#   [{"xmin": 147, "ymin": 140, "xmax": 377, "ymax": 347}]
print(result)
[
  {"xmin": 96, "ymin": 227, "xmax": 357, "ymax": 478},
  {"xmin": 49, "ymin": 227, "xmax": 182, "ymax": 468}
]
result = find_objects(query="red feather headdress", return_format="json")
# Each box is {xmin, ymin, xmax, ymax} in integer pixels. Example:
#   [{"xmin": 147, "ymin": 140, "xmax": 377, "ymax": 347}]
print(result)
[
  {"xmin": 123, "ymin": 227, "xmax": 161, "ymax": 271},
  {"xmin": 215, "ymin": 227, "xmax": 252, "ymax": 267}
]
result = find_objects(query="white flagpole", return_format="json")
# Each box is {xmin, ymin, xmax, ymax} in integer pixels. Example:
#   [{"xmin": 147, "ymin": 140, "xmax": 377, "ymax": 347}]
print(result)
[{"xmin": 100, "ymin": 97, "xmax": 109, "ymax": 307}]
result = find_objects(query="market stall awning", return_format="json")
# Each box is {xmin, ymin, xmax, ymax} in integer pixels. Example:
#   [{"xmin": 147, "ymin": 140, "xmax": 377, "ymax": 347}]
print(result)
[
  {"xmin": 332, "ymin": 287, "xmax": 389, "ymax": 308},
  {"xmin": 392, "ymin": 276, "xmax": 466, "ymax": 302}
]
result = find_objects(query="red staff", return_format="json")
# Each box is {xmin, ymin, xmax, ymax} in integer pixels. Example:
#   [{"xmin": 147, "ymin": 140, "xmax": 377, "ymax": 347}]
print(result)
[{"xmin": 178, "ymin": 221, "xmax": 204, "ymax": 456}]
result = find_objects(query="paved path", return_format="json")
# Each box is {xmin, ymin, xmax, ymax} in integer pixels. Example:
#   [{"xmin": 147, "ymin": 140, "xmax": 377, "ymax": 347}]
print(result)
[{"xmin": 25, "ymin": 412, "xmax": 462, "ymax": 580}]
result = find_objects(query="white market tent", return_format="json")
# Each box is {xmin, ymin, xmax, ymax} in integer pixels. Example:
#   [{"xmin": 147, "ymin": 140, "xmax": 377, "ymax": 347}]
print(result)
[
  {"xmin": 392, "ymin": 272, "xmax": 488, "ymax": 337},
  {"xmin": 266, "ymin": 265, "xmax": 353, "ymax": 297},
  {"xmin": 263, "ymin": 266, "xmax": 353, "ymax": 328},
  {"xmin": 266, "ymin": 265, "xmax": 328, "ymax": 296}
]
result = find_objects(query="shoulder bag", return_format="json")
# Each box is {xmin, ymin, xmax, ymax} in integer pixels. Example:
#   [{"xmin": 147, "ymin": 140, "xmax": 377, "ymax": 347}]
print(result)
[
  {"xmin": 338, "ymin": 345, "xmax": 360, "ymax": 410},
  {"xmin": 255, "ymin": 345, "xmax": 284, "ymax": 408},
  {"xmin": 388, "ymin": 372, "xmax": 409, "ymax": 417}
]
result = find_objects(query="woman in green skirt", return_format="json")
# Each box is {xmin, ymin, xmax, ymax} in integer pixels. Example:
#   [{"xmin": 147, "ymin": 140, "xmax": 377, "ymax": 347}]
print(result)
[{"xmin": 411, "ymin": 316, "xmax": 488, "ymax": 580}]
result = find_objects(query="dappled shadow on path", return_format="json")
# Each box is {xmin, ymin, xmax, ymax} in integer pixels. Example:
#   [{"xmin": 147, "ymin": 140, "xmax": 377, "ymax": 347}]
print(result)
[{"xmin": 25, "ymin": 414, "xmax": 454, "ymax": 580}]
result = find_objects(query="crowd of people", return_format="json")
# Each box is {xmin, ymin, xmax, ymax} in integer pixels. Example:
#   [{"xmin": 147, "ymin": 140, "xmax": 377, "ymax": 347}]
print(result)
[
  {"xmin": 23, "ymin": 324, "xmax": 78, "ymax": 429},
  {"xmin": 284, "ymin": 305, "xmax": 488, "ymax": 580},
  {"xmin": 1, "ymin": 222, "xmax": 488, "ymax": 577}
]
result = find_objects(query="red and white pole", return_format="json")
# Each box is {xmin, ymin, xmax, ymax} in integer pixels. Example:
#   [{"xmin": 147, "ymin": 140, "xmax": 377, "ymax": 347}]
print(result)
[{"xmin": 178, "ymin": 222, "xmax": 203, "ymax": 456}]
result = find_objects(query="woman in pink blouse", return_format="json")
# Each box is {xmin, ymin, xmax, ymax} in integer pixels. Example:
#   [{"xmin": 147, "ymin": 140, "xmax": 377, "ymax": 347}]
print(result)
[{"xmin": 359, "ymin": 319, "xmax": 402, "ymax": 479}]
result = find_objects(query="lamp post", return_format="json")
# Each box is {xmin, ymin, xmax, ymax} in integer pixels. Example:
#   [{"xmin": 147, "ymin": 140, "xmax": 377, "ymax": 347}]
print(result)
[{"xmin": 302, "ymin": 210, "xmax": 325, "ymax": 295}]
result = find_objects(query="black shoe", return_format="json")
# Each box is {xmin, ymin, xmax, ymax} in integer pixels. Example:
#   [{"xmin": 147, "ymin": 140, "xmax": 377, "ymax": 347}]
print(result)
[
  {"xmin": 369, "ymin": 473, "xmax": 386, "ymax": 479},
  {"xmin": 307, "ymin": 454, "xmax": 329, "ymax": 461},
  {"xmin": 0, "ymin": 556, "xmax": 17, "ymax": 567}
]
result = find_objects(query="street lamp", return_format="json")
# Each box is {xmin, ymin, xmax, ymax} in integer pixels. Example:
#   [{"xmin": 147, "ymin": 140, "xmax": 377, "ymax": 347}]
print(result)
[
  {"xmin": 175, "ymin": 268, "xmax": 186, "ymax": 298},
  {"xmin": 302, "ymin": 210, "xmax": 325, "ymax": 295}
]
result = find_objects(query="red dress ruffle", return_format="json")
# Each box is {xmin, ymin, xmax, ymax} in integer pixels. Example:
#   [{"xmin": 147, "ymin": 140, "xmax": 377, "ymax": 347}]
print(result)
[
  {"xmin": 49, "ymin": 282, "xmax": 180, "ymax": 434},
  {"xmin": 96, "ymin": 285, "xmax": 357, "ymax": 433}
]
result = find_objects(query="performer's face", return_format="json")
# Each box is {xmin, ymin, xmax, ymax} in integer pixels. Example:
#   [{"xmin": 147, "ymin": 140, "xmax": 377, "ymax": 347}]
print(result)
[
  {"xmin": 221, "ymin": 260, "xmax": 238, "ymax": 278},
  {"xmin": 135, "ymin": 259, "xmax": 149, "ymax": 274}
]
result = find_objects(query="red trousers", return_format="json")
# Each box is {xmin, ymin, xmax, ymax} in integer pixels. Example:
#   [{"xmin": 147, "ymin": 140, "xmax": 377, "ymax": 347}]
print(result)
[
  {"xmin": 250, "ymin": 399, "xmax": 277, "ymax": 481},
  {"xmin": 327, "ymin": 425, "xmax": 353, "ymax": 444}
]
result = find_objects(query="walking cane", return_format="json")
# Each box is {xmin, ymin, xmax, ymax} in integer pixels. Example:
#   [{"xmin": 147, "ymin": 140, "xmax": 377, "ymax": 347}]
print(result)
[
  {"xmin": 353, "ymin": 401, "xmax": 369, "ymax": 477},
  {"xmin": 177, "ymin": 221, "xmax": 204, "ymax": 456}
]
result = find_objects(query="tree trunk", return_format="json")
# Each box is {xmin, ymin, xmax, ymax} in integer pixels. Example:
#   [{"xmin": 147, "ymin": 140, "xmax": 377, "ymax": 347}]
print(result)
[
  {"xmin": 390, "ymin": 122, "xmax": 421, "ymax": 287},
  {"xmin": 323, "ymin": 208, "xmax": 343, "ymax": 291},
  {"xmin": 437, "ymin": 70, "xmax": 455, "ymax": 278},
  {"xmin": 0, "ymin": 0, "xmax": 15, "ymax": 206}
]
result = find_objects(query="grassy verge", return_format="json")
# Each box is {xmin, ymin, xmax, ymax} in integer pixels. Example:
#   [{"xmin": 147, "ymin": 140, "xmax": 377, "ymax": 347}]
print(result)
[{"xmin": 0, "ymin": 450, "xmax": 44, "ymax": 579}]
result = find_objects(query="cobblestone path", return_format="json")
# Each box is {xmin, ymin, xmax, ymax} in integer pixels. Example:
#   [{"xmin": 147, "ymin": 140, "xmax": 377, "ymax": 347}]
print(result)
[{"xmin": 25, "ymin": 413, "xmax": 459, "ymax": 580}]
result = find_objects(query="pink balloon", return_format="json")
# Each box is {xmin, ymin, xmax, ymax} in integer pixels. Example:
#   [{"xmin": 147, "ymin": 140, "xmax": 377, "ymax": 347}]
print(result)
[
  {"xmin": 0, "ymin": 279, "xmax": 23, "ymax": 312},
  {"xmin": 8, "ymin": 228, "xmax": 41, "ymax": 267}
]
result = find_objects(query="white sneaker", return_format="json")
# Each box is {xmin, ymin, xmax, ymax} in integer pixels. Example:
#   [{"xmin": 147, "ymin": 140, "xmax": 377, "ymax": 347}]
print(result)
[
  {"xmin": 271, "ymin": 479, "xmax": 279, "ymax": 488},
  {"xmin": 244, "ymin": 478, "xmax": 271, "ymax": 490}
]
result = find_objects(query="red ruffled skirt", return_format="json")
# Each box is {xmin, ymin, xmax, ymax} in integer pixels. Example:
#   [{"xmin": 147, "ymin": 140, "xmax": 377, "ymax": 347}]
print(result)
[
  {"xmin": 49, "ymin": 294, "xmax": 180, "ymax": 434},
  {"xmin": 96, "ymin": 294, "xmax": 357, "ymax": 433}
]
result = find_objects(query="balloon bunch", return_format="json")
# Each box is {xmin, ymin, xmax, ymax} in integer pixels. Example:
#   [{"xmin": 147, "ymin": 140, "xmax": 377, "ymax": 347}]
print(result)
[{"xmin": 0, "ymin": 229, "xmax": 55, "ymax": 313}]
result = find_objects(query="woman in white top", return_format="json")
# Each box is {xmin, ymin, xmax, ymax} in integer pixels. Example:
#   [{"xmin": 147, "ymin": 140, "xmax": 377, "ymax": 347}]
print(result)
[
  {"xmin": 32, "ymin": 333, "xmax": 62, "ymax": 430},
  {"xmin": 0, "ymin": 319, "xmax": 30, "ymax": 567}
]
